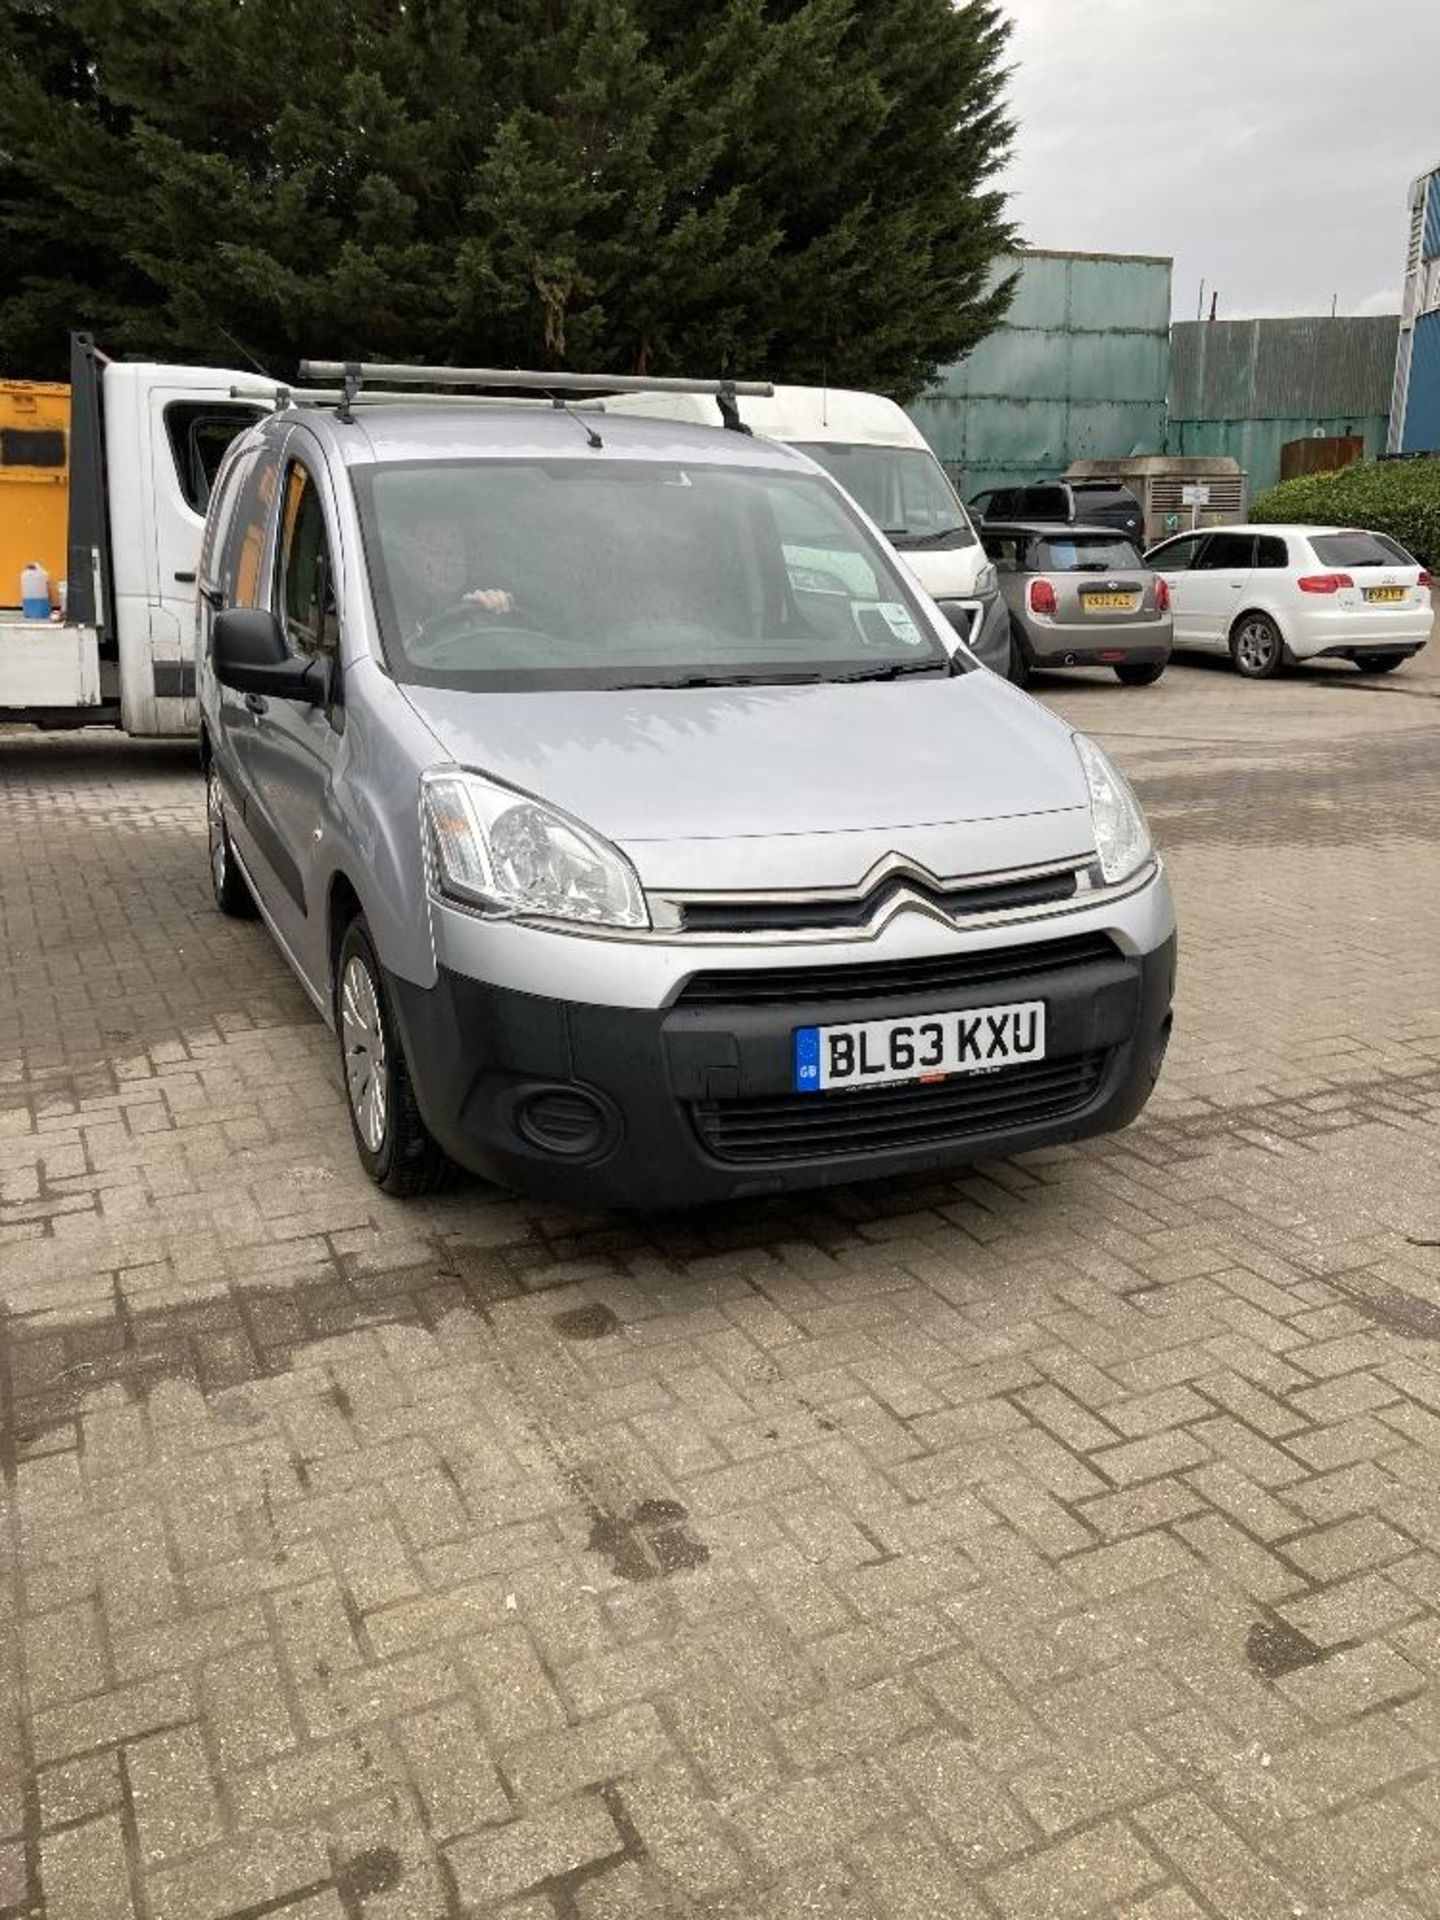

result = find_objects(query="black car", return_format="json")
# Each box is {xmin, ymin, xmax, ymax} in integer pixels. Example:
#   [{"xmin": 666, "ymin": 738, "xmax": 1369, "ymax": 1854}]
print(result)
[{"xmin": 970, "ymin": 479, "xmax": 1144, "ymax": 543}]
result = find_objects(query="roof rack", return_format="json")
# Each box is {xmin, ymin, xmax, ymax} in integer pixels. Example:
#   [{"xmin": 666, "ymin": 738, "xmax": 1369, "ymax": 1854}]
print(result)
[{"xmin": 288, "ymin": 361, "xmax": 772, "ymax": 429}]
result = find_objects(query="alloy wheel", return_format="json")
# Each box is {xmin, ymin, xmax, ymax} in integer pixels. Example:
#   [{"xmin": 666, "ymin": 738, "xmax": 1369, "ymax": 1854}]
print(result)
[
  {"xmin": 340, "ymin": 955, "xmax": 389, "ymax": 1153},
  {"xmin": 207, "ymin": 765, "xmax": 228, "ymax": 896},
  {"xmin": 1234, "ymin": 618, "xmax": 1279, "ymax": 676}
]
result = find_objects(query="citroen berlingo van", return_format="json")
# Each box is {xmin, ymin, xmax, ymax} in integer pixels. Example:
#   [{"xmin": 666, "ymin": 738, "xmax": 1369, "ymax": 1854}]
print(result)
[{"xmin": 196, "ymin": 365, "xmax": 1175, "ymax": 1207}]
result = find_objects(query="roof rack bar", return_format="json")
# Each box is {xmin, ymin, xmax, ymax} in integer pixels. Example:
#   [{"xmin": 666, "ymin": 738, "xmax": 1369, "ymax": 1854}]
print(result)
[
  {"xmin": 235, "ymin": 386, "xmax": 627, "ymax": 411},
  {"xmin": 298, "ymin": 360, "xmax": 772, "ymax": 398}
]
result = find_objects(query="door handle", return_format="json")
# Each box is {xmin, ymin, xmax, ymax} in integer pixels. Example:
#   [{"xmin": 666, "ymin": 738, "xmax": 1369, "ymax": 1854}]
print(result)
[
  {"xmin": 174, "ymin": 570, "xmax": 196, "ymax": 584},
  {"xmin": 244, "ymin": 692, "xmax": 269, "ymax": 716},
  {"xmin": 1229, "ymin": 580, "xmax": 1244, "ymax": 587}
]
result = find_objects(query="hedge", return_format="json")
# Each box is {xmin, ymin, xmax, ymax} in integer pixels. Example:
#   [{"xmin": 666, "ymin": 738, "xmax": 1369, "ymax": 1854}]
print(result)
[{"xmin": 1249, "ymin": 458, "xmax": 1440, "ymax": 569}]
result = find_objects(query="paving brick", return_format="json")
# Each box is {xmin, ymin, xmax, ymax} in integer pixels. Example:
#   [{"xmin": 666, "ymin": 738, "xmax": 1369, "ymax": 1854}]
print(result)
[
  {"xmin": 1091, "ymin": 1430, "xmax": 1211, "ymax": 1488},
  {"xmin": 200, "ymin": 1645, "xmax": 297, "ymax": 1772},
  {"xmin": 731, "ymin": 1754, "xmax": 911, "ymax": 1870},
  {"xmin": 985, "ymin": 1818, "xmax": 1165, "ymax": 1917},
  {"xmin": 460, "ymin": 1627, "xmax": 568, "ymax": 1742},
  {"xmin": 1285, "ymin": 1515, "xmax": 1413, "ymax": 1582},
  {"xmin": 1276, "ymin": 1642, "xmax": 1426, "ymax": 1723},
  {"xmin": 146, "ymin": 1829, "xmax": 330, "ymax": 1920},
  {"xmin": 40, "ymin": 1812, "xmax": 134, "ymax": 1920},
  {"xmin": 446, "ymin": 1797, "xmax": 624, "ymax": 1904},
  {"xmin": 1135, "ymin": 1793, "xmax": 1304, "ymax": 1920},
  {"xmin": 1011, "ymin": 1728, "xmax": 1175, "ymax": 1835},
  {"xmin": 125, "ymin": 1724, "xmax": 224, "ymax": 1863},
  {"xmin": 397, "ymin": 1698, "xmax": 510, "ymax": 1838},
  {"xmin": 847, "ymin": 1820, "xmax": 989, "ymax": 1920},
  {"xmin": 30, "ymin": 1674, "xmax": 194, "ymax": 1765},
  {"xmin": 502, "ymin": 1703, "xmax": 670, "ymax": 1804}
]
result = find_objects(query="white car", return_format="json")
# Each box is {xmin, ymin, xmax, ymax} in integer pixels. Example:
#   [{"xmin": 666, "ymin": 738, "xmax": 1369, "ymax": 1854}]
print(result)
[{"xmin": 1144, "ymin": 523, "xmax": 1431, "ymax": 678}]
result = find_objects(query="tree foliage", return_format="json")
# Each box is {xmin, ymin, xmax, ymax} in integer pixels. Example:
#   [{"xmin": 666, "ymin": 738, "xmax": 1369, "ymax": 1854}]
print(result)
[
  {"xmin": 0, "ymin": 0, "xmax": 1015, "ymax": 397},
  {"xmin": 1251, "ymin": 458, "xmax": 1440, "ymax": 570}
]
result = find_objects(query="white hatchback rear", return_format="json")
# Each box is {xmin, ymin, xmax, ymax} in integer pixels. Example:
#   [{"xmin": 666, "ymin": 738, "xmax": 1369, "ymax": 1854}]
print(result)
[{"xmin": 1145, "ymin": 523, "xmax": 1431, "ymax": 678}]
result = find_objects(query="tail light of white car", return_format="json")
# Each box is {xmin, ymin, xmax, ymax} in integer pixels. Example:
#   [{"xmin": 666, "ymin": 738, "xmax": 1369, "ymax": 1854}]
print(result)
[{"xmin": 1297, "ymin": 573, "xmax": 1354, "ymax": 594}]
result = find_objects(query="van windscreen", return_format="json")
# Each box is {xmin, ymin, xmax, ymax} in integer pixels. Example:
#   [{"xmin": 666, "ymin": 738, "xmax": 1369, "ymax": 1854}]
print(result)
[
  {"xmin": 791, "ymin": 444, "xmax": 975, "ymax": 549},
  {"xmin": 351, "ymin": 458, "xmax": 959, "ymax": 692}
]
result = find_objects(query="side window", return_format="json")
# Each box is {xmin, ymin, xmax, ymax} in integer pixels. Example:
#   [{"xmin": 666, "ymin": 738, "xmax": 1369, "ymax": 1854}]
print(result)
[
  {"xmin": 1254, "ymin": 535, "xmax": 1289, "ymax": 569},
  {"xmin": 165, "ymin": 402, "xmax": 266, "ymax": 514},
  {"xmin": 198, "ymin": 449, "xmax": 253, "ymax": 593},
  {"xmin": 1197, "ymin": 532, "xmax": 1257, "ymax": 570},
  {"xmin": 982, "ymin": 534, "xmax": 1022, "ymax": 574},
  {"xmin": 218, "ymin": 445, "xmax": 283, "ymax": 611},
  {"xmin": 276, "ymin": 461, "xmax": 340, "ymax": 655},
  {"xmin": 1151, "ymin": 535, "xmax": 1200, "ymax": 571}
]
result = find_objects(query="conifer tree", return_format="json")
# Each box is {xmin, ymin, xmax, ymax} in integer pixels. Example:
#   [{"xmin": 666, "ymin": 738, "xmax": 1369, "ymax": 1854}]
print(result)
[{"xmin": 0, "ymin": 0, "xmax": 1015, "ymax": 397}]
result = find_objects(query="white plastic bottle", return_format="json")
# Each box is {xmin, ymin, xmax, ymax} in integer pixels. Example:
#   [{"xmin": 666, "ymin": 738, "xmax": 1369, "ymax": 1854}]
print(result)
[{"xmin": 21, "ymin": 562, "xmax": 52, "ymax": 620}]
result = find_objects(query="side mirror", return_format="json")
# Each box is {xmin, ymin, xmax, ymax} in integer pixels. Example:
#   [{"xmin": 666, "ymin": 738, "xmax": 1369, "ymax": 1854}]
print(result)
[{"xmin": 212, "ymin": 608, "xmax": 326, "ymax": 704}]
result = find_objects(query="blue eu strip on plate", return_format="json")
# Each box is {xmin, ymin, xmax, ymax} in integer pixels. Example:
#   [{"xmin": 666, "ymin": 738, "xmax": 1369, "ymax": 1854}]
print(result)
[{"xmin": 793, "ymin": 1027, "xmax": 821, "ymax": 1094}]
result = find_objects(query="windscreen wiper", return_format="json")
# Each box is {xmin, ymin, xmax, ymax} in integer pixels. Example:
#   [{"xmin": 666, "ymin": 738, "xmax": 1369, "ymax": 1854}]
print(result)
[
  {"xmin": 831, "ymin": 659, "xmax": 950, "ymax": 683},
  {"xmin": 619, "ymin": 671, "xmax": 828, "ymax": 690},
  {"xmin": 896, "ymin": 524, "xmax": 967, "ymax": 548}
]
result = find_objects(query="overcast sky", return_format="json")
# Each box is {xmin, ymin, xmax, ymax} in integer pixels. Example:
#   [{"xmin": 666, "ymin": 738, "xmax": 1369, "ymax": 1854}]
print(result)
[{"xmin": 998, "ymin": 0, "xmax": 1440, "ymax": 320}]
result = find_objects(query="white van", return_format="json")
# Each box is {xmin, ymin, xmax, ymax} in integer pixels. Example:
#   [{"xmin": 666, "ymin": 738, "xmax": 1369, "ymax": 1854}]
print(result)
[
  {"xmin": 608, "ymin": 386, "xmax": 1010, "ymax": 675},
  {"xmin": 0, "ymin": 334, "xmax": 272, "ymax": 734}
]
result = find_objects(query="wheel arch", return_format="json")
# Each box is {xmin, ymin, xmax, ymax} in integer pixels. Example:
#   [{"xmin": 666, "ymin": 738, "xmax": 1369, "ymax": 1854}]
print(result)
[
  {"xmin": 326, "ymin": 870, "xmax": 366, "ymax": 1010},
  {"xmin": 1229, "ymin": 604, "xmax": 1293, "ymax": 663}
]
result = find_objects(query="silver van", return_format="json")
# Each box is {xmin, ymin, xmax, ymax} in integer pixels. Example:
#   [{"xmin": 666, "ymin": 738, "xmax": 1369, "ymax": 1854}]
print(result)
[{"xmin": 196, "ymin": 366, "xmax": 1176, "ymax": 1208}]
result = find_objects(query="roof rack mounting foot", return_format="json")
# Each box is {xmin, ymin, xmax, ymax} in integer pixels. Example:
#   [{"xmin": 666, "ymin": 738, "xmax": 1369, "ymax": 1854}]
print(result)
[
  {"xmin": 716, "ymin": 380, "xmax": 752, "ymax": 435},
  {"xmin": 338, "ymin": 362, "xmax": 363, "ymax": 422}
]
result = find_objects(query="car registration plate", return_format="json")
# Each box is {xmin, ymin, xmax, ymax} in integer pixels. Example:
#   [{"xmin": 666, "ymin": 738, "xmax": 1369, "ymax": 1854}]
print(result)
[
  {"xmin": 1081, "ymin": 591, "xmax": 1139, "ymax": 613},
  {"xmin": 793, "ymin": 1000, "xmax": 1046, "ymax": 1093},
  {"xmin": 1364, "ymin": 586, "xmax": 1405, "ymax": 603}
]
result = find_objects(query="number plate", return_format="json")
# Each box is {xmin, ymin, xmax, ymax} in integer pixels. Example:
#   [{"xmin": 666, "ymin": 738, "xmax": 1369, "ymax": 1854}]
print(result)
[
  {"xmin": 1081, "ymin": 592, "xmax": 1139, "ymax": 613},
  {"xmin": 793, "ymin": 1001, "xmax": 1046, "ymax": 1093},
  {"xmin": 1364, "ymin": 586, "xmax": 1405, "ymax": 603}
]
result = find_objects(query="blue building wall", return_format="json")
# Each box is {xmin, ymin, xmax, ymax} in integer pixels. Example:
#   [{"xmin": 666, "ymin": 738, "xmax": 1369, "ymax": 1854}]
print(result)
[
  {"xmin": 1403, "ymin": 311, "xmax": 1440, "ymax": 455},
  {"xmin": 1392, "ymin": 164, "xmax": 1440, "ymax": 455}
]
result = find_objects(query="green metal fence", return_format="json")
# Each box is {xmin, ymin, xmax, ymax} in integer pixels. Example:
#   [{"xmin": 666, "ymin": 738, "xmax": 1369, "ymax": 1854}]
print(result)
[
  {"xmin": 1167, "ymin": 316, "xmax": 1398, "ymax": 493},
  {"xmin": 909, "ymin": 250, "xmax": 1172, "ymax": 497}
]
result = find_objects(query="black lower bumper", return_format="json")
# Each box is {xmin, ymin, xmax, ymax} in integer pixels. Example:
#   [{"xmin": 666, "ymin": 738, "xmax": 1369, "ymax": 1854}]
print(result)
[
  {"xmin": 388, "ymin": 934, "xmax": 1177, "ymax": 1209},
  {"xmin": 1315, "ymin": 642, "xmax": 1425, "ymax": 661},
  {"xmin": 1030, "ymin": 642, "xmax": 1170, "ymax": 669}
]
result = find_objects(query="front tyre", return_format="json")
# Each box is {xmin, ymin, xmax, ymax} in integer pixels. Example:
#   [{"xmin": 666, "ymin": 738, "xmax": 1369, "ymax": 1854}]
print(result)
[
  {"xmin": 1230, "ymin": 612, "xmax": 1284, "ymax": 679},
  {"xmin": 1114, "ymin": 662, "xmax": 1165, "ymax": 687},
  {"xmin": 1007, "ymin": 624, "xmax": 1032, "ymax": 688},
  {"xmin": 336, "ymin": 918, "xmax": 448, "ymax": 1197},
  {"xmin": 206, "ymin": 759, "xmax": 257, "ymax": 917}
]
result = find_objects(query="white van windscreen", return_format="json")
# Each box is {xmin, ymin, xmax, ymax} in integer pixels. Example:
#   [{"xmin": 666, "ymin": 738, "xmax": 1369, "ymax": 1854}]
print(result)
[{"xmin": 792, "ymin": 444, "xmax": 975, "ymax": 550}]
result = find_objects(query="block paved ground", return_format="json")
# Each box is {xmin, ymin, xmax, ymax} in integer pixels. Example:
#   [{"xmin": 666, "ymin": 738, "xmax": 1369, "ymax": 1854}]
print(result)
[{"xmin": 2, "ymin": 627, "xmax": 1440, "ymax": 1919}]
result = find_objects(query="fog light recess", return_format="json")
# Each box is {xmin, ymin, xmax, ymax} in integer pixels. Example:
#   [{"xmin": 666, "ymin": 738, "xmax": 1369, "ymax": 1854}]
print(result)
[{"xmin": 514, "ymin": 1086, "xmax": 610, "ymax": 1159}]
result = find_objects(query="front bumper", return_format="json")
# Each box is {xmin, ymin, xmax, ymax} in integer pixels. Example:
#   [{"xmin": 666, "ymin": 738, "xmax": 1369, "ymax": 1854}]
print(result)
[
  {"xmin": 938, "ymin": 591, "xmax": 1011, "ymax": 676},
  {"xmin": 389, "ymin": 899, "xmax": 1178, "ymax": 1209}
]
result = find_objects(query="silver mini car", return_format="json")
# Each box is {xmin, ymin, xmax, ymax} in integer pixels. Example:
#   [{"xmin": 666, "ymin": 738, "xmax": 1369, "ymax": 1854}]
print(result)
[
  {"xmin": 196, "ymin": 367, "xmax": 1176, "ymax": 1208},
  {"xmin": 982, "ymin": 521, "xmax": 1173, "ymax": 687}
]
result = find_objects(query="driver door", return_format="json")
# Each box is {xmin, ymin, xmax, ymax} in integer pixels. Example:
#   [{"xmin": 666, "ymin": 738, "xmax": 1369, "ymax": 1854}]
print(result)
[{"xmin": 241, "ymin": 453, "xmax": 347, "ymax": 990}]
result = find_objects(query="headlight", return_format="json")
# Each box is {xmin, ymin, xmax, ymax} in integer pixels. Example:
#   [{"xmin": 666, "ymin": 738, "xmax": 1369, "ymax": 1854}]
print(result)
[
  {"xmin": 1073, "ymin": 734, "xmax": 1153, "ymax": 885},
  {"xmin": 422, "ymin": 769, "xmax": 648, "ymax": 929},
  {"xmin": 974, "ymin": 562, "xmax": 998, "ymax": 597}
]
